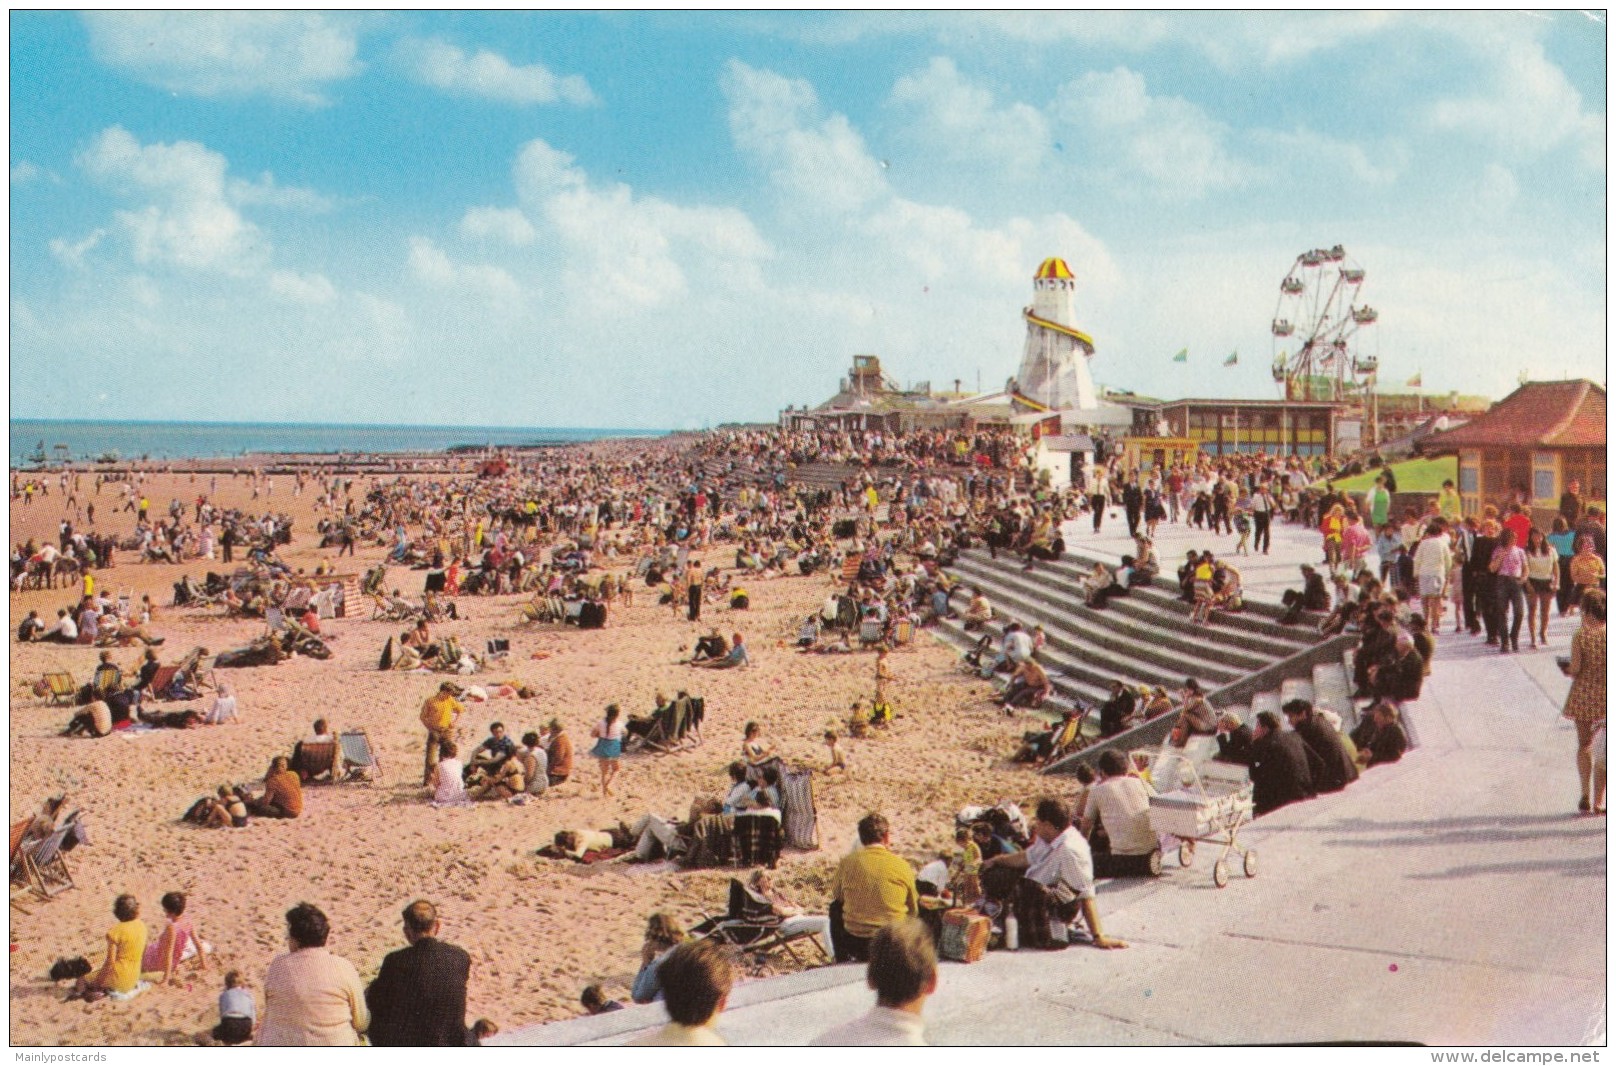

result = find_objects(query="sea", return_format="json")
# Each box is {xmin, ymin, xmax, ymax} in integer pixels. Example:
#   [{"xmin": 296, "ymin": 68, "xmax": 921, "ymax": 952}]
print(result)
[{"xmin": 9, "ymin": 419, "xmax": 666, "ymax": 467}]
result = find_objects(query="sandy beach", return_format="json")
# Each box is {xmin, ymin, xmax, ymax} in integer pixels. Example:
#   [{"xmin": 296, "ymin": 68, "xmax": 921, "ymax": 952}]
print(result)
[{"xmin": 8, "ymin": 458, "xmax": 1029, "ymax": 1046}]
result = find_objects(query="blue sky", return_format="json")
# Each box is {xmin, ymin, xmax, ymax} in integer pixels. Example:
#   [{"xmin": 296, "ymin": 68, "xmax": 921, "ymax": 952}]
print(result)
[{"xmin": 10, "ymin": 11, "xmax": 1607, "ymax": 429}]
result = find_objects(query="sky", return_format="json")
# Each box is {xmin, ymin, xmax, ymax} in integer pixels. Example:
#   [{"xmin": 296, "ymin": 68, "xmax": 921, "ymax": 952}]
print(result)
[{"xmin": 9, "ymin": 11, "xmax": 1607, "ymax": 430}]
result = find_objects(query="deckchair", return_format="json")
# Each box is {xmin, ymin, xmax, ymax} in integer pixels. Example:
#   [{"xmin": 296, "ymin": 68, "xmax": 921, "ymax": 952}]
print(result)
[
  {"xmin": 642, "ymin": 696, "xmax": 691, "ymax": 754},
  {"xmin": 777, "ymin": 766, "xmax": 820, "ymax": 851},
  {"xmin": 338, "ymin": 731, "xmax": 382, "ymax": 784},
  {"xmin": 291, "ymin": 740, "xmax": 339, "ymax": 783},
  {"xmin": 144, "ymin": 665, "xmax": 180, "ymax": 700},
  {"xmin": 889, "ymin": 618, "xmax": 915, "ymax": 647},
  {"xmin": 690, "ymin": 879, "xmax": 829, "ymax": 965},
  {"xmin": 1037, "ymin": 716, "xmax": 1085, "ymax": 768},
  {"xmin": 15, "ymin": 820, "xmax": 75, "ymax": 899},
  {"xmin": 839, "ymin": 556, "xmax": 861, "ymax": 585},
  {"xmin": 857, "ymin": 617, "xmax": 886, "ymax": 647},
  {"xmin": 42, "ymin": 672, "xmax": 77, "ymax": 707}
]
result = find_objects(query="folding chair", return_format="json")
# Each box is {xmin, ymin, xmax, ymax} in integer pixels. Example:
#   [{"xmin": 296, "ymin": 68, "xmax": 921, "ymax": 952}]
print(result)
[
  {"xmin": 144, "ymin": 665, "xmax": 179, "ymax": 700},
  {"xmin": 338, "ymin": 731, "xmax": 383, "ymax": 784},
  {"xmin": 690, "ymin": 879, "xmax": 830, "ymax": 965},
  {"xmin": 16, "ymin": 822, "xmax": 75, "ymax": 899},
  {"xmin": 643, "ymin": 696, "xmax": 691, "ymax": 754},
  {"xmin": 857, "ymin": 617, "xmax": 886, "ymax": 648},
  {"xmin": 1037, "ymin": 716, "xmax": 1084, "ymax": 768},
  {"xmin": 777, "ymin": 767, "xmax": 820, "ymax": 851},
  {"xmin": 42, "ymin": 673, "xmax": 77, "ymax": 707},
  {"xmin": 291, "ymin": 740, "xmax": 339, "ymax": 783}
]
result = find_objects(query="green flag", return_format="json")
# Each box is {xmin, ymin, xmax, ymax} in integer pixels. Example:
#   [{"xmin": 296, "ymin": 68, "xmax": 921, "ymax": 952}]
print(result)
[
  {"xmin": 1172, "ymin": 348, "xmax": 1188, "ymax": 363},
  {"xmin": 1224, "ymin": 350, "xmax": 1239, "ymax": 367}
]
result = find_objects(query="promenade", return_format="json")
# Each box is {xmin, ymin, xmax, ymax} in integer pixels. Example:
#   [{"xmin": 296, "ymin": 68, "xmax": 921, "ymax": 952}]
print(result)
[{"xmin": 500, "ymin": 511, "xmax": 1606, "ymax": 1047}]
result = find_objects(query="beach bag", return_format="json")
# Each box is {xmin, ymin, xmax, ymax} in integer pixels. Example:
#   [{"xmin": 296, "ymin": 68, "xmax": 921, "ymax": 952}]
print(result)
[
  {"xmin": 939, "ymin": 909, "xmax": 990, "ymax": 964},
  {"xmin": 49, "ymin": 957, "xmax": 92, "ymax": 983}
]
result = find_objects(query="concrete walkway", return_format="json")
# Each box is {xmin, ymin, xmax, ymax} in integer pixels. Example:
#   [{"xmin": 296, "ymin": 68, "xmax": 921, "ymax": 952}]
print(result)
[{"xmin": 499, "ymin": 516, "xmax": 1607, "ymax": 1046}]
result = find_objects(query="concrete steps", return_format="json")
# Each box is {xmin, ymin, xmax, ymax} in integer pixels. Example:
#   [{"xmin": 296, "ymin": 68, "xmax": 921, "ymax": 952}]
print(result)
[
  {"xmin": 941, "ymin": 550, "xmax": 1313, "ymax": 691},
  {"xmin": 944, "ymin": 554, "xmax": 1275, "ymax": 676}
]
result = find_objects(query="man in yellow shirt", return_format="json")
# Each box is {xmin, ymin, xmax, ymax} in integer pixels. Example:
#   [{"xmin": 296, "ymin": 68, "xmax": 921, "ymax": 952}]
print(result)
[
  {"xmin": 830, "ymin": 813, "xmax": 918, "ymax": 962},
  {"xmin": 419, "ymin": 682, "xmax": 465, "ymax": 787}
]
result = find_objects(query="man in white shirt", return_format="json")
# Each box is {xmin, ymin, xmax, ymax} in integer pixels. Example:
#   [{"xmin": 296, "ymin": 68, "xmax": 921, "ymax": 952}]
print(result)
[
  {"xmin": 982, "ymin": 796, "xmax": 1127, "ymax": 950},
  {"xmin": 980, "ymin": 623, "xmax": 1033, "ymax": 679},
  {"xmin": 1081, "ymin": 750, "xmax": 1159, "ymax": 875},
  {"xmin": 40, "ymin": 608, "xmax": 78, "ymax": 644},
  {"xmin": 810, "ymin": 919, "xmax": 935, "ymax": 1046}
]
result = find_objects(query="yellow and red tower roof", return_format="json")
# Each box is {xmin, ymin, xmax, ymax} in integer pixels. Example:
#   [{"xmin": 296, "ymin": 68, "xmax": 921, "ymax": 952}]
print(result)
[{"xmin": 1034, "ymin": 257, "xmax": 1074, "ymax": 281}]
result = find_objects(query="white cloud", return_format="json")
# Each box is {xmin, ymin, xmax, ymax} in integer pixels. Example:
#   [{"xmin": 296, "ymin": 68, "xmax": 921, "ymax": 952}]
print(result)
[
  {"xmin": 397, "ymin": 38, "xmax": 596, "ymax": 106},
  {"xmin": 83, "ymin": 12, "xmax": 361, "ymax": 106},
  {"xmin": 1051, "ymin": 67, "xmax": 1243, "ymax": 199},
  {"xmin": 12, "ymin": 161, "xmax": 42, "ymax": 184},
  {"xmin": 722, "ymin": 59, "xmax": 888, "ymax": 215},
  {"xmin": 77, "ymin": 126, "xmax": 266, "ymax": 274},
  {"xmin": 229, "ymin": 173, "xmax": 334, "ymax": 212},
  {"xmin": 269, "ymin": 269, "xmax": 337, "ymax": 304},
  {"xmin": 1475, "ymin": 163, "xmax": 1519, "ymax": 215},
  {"xmin": 1245, "ymin": 127, "xmax": 1400, "ymax": 187},
  {"xmin": 514, "ymin": 137, "xmax": 772, "ymax": 311},
  {"xmin": 49, "ymin": 230, "xmax": 107, "ymax": 269},
  {"xmin": 460, "ymin": 206, "xmax": 537, "ymax": 246},
  {"xmin": 1428, "ymin": 33, "xmax": 1602, "ymax": 166},
  {"xmin": 407, "ymin": 236, "xmax": 524, "ymax": 308},
  {"xmin": 888, "ymin": 57, "xmax": 1050, "ymax": 176}
]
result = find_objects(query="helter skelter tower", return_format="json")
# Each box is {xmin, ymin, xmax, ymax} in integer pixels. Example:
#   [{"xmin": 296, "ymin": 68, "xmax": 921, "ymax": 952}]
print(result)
[{"xmin": 1016, "ymin": 257, "xmax": 1097, "ymax": 410}]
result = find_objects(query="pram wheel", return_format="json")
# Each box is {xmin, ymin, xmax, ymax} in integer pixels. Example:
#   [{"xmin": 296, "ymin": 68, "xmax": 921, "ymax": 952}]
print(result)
[
  {"xmin": 1213, "ymin": 859, "xmax": 1229, "ymax": 888},
  {"xmin": 1243, "ymin": 850, "xmax": 1257, "ymax": 878},
  {"xmin": 1147, "ymin": 848, "xmax": 1163, "ymax": 877},
  {"xmin": 1178, "ymin": 842, "xmax": 1195, "ymax": 868}
]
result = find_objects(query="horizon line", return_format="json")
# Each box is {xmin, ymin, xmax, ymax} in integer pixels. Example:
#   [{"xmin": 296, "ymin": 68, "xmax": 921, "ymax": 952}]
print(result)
[{"xmin": 9, "ymin": 417, "xmax": 682, "ymax": 434}]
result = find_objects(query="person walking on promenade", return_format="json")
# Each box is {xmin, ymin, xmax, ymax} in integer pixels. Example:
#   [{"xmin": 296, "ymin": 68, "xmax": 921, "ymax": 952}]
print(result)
[{"xmin": 1562, "ymin": 592, "xmax": 1606, "ymax": 815}]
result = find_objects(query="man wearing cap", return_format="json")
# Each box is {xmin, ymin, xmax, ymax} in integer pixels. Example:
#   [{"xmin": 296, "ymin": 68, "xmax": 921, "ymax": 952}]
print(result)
[{"xmin": 419, "ymin": 682, "xmax": 465, "ymax": 788}]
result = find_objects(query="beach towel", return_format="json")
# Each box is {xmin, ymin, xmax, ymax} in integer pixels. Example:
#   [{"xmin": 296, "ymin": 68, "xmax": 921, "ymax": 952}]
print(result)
[
  {"xmin": 107, "ymin": 981, "xmax": 151, "ymax": 1002},
  {"xmin": 534, "ymin": 844, "xmax": 632, "ymax": 865}
]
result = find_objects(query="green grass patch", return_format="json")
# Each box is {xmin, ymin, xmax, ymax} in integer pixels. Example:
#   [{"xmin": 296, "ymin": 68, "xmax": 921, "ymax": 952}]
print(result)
[{"xmin": 1318, "ymin": 456, "xmax": 1457, "ymax": 495}]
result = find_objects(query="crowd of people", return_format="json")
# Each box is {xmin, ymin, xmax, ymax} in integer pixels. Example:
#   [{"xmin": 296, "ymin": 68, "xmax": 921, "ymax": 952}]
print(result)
[{"xmin": 19, "ymin": 417, "xmax": 1607, "ymax": 1046}]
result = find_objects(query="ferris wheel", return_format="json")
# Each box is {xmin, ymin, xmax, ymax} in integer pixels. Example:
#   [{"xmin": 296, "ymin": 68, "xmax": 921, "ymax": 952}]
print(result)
[{"xmin": 1269, "ymin": 244, "xmax": 1380, "ymax": 403}]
